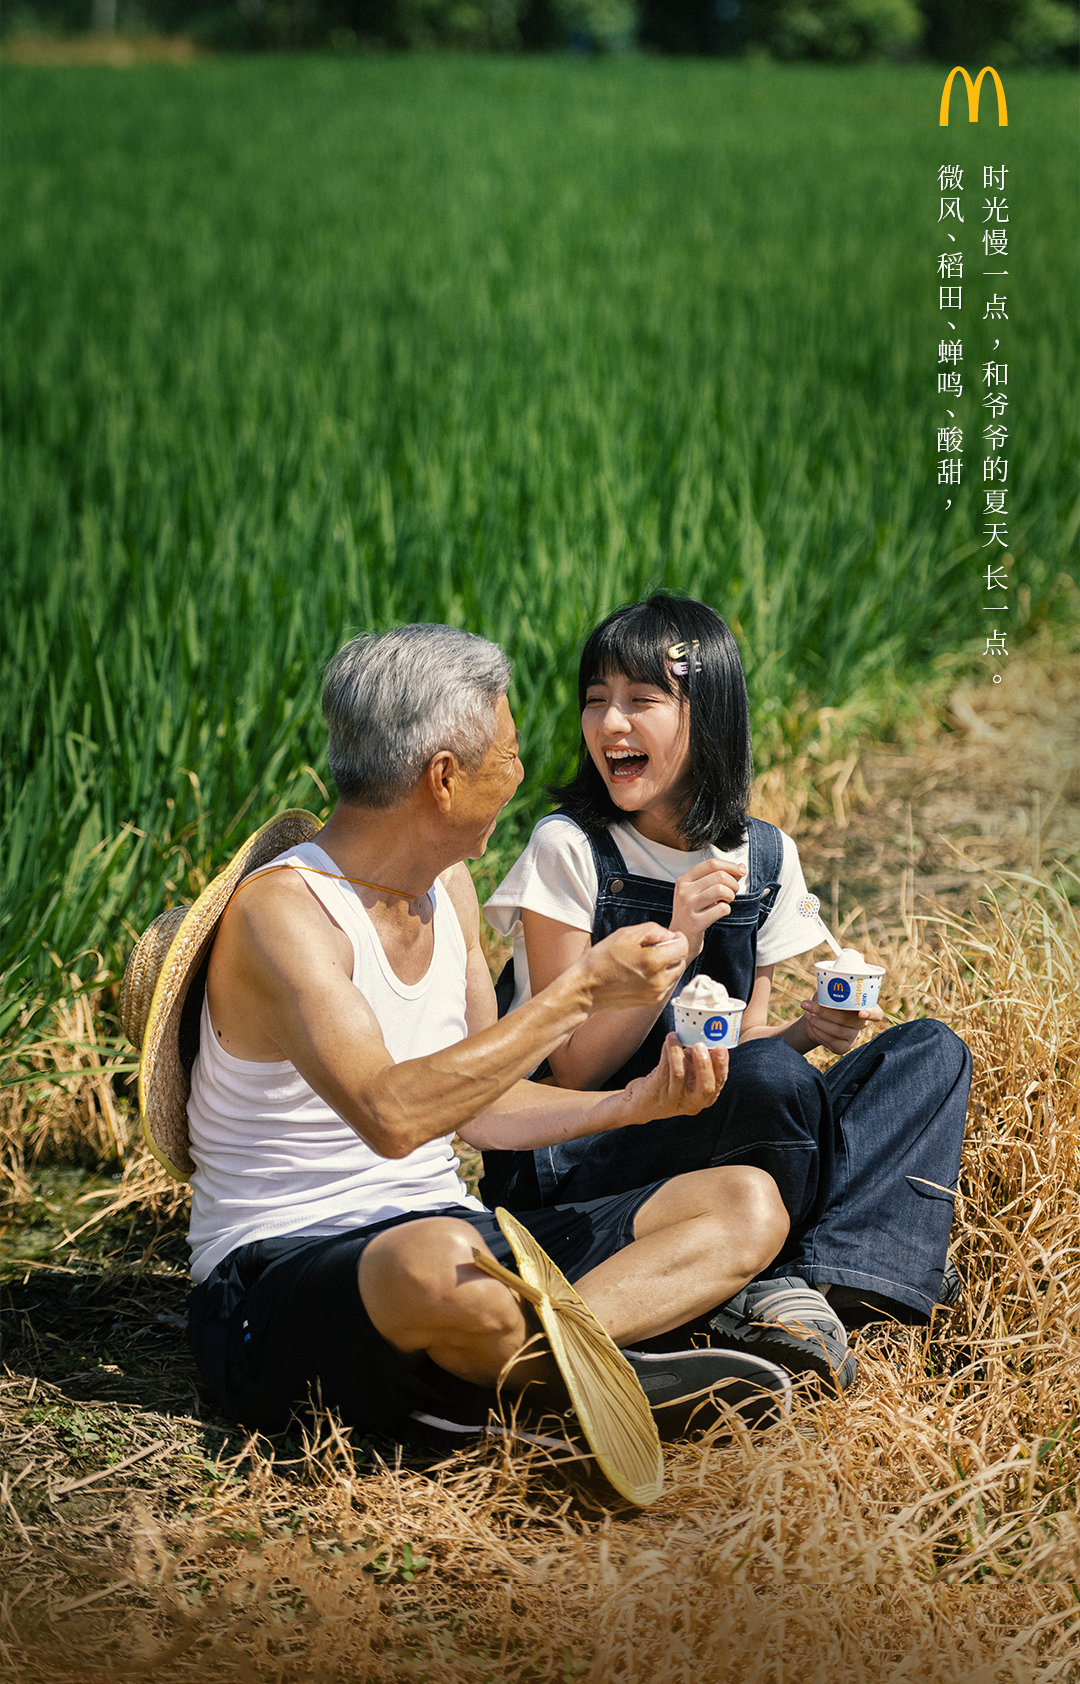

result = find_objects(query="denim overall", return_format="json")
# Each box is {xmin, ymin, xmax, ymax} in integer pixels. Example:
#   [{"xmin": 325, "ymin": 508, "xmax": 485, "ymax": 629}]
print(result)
[{"xmin": 481, "ymin": 814, "xmax": 971, "ymax": 1321}]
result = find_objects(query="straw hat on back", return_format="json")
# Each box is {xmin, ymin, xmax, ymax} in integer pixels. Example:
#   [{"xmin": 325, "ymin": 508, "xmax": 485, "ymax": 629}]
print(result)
[{"xmin": 120, "ymin": 810, "xmax": 322, "ymax": 1179}]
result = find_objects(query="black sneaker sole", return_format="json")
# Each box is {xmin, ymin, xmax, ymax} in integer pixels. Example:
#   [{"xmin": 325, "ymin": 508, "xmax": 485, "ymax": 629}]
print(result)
[{"xmin": 407, "ymin": 1409, "xmax": 577, "ymax": 1455}]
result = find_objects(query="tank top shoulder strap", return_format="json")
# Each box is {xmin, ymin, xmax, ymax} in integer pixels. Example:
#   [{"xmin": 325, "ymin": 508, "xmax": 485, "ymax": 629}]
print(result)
[
  {"xmin": 245, "ymin": 840, "xmax": 356, "ymax": 926},
  {"xmin": 242, "ymin": 841, "xmax": 466, "ymax": 995},
  {"xmin": 551, "ymin": 808, "xmax": 627, "ymax": 878}
]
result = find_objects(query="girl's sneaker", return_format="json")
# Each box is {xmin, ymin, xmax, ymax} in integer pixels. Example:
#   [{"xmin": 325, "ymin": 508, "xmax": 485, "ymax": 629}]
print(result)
[{"xmin": 707, "ymin": 1277, "xmax": 857, "ymax": 1392}]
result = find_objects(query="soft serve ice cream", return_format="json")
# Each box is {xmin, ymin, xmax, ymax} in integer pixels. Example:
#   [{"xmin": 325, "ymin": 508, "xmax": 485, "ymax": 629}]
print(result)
[
  {"xmin": 673, "ymin": 975, "xmax": 746, "ymax": 1048},
  {"xmin": 814, "ymin": 946, "xmax": 886, "ymax": 1010},
  {"xmin": 677, "ymin": 976, "xmax": 735, "ymax": 1011}
]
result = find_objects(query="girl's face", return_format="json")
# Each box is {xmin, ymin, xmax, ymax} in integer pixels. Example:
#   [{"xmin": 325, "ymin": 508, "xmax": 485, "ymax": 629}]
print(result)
[{"xmin": 581, "ymin": 668, "xmax": 691, "ymax": 845}]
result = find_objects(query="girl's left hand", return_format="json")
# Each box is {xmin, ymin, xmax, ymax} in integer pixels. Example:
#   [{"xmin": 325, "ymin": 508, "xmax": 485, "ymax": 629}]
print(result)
[{"xmin": 800, "ymin": 999, "xmax": 884, "ymax": 1056}]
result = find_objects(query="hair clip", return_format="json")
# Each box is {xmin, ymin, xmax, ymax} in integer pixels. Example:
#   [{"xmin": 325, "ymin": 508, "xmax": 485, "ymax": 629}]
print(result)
[{"xmin": 666, "ymin": 640, "xmax": 701, "ymax": 676}]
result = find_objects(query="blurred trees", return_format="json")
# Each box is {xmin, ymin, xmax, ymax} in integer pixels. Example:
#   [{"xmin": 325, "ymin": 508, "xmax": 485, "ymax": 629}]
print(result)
[
  {"xmin": 639, "ymin": 0, "xmax": 922, "ymax": 59},
  {"xmin": 920, "ymin": 0, "xmax": 1077, "ymax": 64},
  {"xmin": 747, "ymin": 0, "xmax": 924, "ymax": 61},
  {"xmin": 4, "ymin": 0, "xmax": 1077, "ymax": 61}
]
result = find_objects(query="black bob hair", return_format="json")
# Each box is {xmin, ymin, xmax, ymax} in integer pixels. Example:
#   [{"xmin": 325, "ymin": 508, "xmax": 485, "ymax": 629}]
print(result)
[{"xmin": 554, "ymin": 593, "xmax": 753, "ymax": 852}]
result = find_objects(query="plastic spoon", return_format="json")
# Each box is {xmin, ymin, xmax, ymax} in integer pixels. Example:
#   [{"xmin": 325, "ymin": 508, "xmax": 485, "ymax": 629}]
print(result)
[{"xmin": 797, "ymin": 893, "xmax": 845, "ymax": 960}]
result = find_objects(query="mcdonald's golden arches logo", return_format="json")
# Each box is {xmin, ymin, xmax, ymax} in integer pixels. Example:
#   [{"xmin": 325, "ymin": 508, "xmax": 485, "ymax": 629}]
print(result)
[{"xmin": 939, "ymin": 67, "xmax": 1008, "ymax": 126}]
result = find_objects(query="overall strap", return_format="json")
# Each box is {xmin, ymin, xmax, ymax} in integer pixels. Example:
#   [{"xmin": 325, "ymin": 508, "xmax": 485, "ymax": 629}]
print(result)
[
  {"xmin": 552, "ymin": 809, "xmax": 628, "ymax": 880},
  {"xmin": 744, "ymin": 817, "xmax": 784, "ymax": 921},
  {"xmin": 561, "ymin": 809, "xmax": 784, "ymax": 922},
  {"xmin": 493, "ymin": 812, "xmax": 627, "ymax": 1020}
]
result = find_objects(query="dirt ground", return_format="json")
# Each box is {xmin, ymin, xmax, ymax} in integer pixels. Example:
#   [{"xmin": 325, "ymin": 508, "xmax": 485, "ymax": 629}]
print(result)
[{"xmin": 772, "ymin": 646, "xmax": 1080, "ymax": 943}]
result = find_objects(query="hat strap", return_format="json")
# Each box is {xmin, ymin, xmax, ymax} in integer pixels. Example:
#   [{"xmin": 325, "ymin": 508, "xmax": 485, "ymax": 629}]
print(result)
[{"xmin": 240, "ymin": 863, "xmax": 425, "ymax": 902}]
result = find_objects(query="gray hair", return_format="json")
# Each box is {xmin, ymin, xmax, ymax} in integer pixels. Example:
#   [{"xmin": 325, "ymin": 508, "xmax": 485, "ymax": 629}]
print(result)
[{"xmin": 321, "ymin": 624, "xmax": 512, "ymax": 807}]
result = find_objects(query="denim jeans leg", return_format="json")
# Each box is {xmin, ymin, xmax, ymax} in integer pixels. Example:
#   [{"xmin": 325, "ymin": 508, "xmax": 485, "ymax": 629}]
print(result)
[
  {"xmin": 699, "ymin": 1038, "xmax": 830, "ymax": 1234},
  {"xmin": 523, "ymin": 1038, "xmax": 829, "ymax": 1234},
  {"xmin": 780, "ymin": 1019, "xmax": 971, "ymax": 1319}
]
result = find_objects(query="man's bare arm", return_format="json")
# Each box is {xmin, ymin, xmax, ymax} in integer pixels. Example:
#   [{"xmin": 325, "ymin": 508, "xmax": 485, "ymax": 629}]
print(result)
[
  {"xmin": 459, "ymin": 1032, "xmax": 727, "ymax": 1149},
  {"xmin": 209, "ymin": 865, "xmax": 693, "ymax": 1159}
]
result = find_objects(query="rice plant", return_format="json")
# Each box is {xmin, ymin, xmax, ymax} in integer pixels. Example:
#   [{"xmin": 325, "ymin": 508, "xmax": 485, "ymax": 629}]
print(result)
[{"xmin": 2, "ymin": 57, "xmax": 1077, "ymax": 1041}]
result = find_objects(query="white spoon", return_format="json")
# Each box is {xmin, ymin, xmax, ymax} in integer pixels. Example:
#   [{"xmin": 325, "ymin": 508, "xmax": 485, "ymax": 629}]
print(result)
[{"xmin": 797, "ymin": 893, "xmax": 845, "ymax": 960}]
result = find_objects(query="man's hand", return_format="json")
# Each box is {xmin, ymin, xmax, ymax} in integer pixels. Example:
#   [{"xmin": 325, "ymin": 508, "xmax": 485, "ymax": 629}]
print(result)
[
  {"xmin": 670, "ymin": 860, "xmax": 746, "ymax": 958},
  {"xmin": 572, "ymin": 923, "xmax": 690, "ymax": 1012},
  {"xmin": 463, "ymin": 1027, "xmax": 728, "ymax": 1153},
  {"xmin": 800, "ymin": 998, "xmax": 884, "ymax": 1056},
  {"xmin": 588, "ymin": 1032, "xmax": 728, "ymax": 1132}
]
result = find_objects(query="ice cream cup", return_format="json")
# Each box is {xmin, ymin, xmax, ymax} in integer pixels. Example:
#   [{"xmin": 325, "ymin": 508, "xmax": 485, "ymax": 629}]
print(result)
[
  {"xmin": 814, "ymin": 961, "xmax": 885, "ymax": 1011},
  {"xmin": 673, "ymin": 998, "xmax": 746, "ymax": 1049}
]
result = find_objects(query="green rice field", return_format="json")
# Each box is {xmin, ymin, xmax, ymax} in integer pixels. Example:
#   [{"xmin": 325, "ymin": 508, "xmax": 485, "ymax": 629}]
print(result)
[{"xmin": 2, "ymin": 56, "xmax": 1077, "ymax": 1042}]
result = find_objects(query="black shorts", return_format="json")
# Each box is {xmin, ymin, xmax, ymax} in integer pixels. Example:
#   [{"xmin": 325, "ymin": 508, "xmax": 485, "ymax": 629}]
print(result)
[{"xmin": 187, "ymin": 1186, "xmax": 664, "ymax": 1438}]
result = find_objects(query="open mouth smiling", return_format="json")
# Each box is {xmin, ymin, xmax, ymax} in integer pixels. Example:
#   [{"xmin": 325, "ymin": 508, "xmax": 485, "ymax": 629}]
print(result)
[{"xmin": 604, "ymin": 748, "xmax": 649, "ymax": 780}]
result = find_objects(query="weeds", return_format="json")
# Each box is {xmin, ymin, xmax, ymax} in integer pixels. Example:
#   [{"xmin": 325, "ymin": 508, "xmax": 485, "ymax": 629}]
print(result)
[{"xmin": 2, "ymin": 846, "xmax": 1077, "ymax": 1678}]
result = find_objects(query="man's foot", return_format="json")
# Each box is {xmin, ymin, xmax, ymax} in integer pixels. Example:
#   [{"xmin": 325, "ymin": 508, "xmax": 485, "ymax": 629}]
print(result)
[
  {"xmin": 707, "ymin": 1277, "xmax": 857, "ymax": 1391},
  {"xmin": 411, "ymin": 1347, "xmax": 791, "ymax": 1451},
  {"xmin": 407, "ymin": 1407, "xmax": 576, "ymax": 1454},
  {"xmin": 620, "ymin": 1346, "xmax": 792, "ymax": 1439}
]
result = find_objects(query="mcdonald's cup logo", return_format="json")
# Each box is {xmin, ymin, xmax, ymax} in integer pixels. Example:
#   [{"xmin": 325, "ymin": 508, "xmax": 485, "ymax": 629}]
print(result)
[{"xmin": 940, "ymin": 66, "xmax": 1008, "ymax": 126}]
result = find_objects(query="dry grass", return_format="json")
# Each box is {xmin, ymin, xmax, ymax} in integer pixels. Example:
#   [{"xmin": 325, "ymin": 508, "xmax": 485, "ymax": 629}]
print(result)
[
  {"xmin": 3, "ymin": 878, "xmax": 1076, "ymax": 1681},
  {"xmin": 2, "ymin": 663, "xmax": 1078, "ymax": 1682},
  {"xmin": 0, "ymin": 33, "xmax": 199, "ymax": 66},
  {"xmin": 0, "ymin": 985, "xmax": 137, "ymax": 1242}
]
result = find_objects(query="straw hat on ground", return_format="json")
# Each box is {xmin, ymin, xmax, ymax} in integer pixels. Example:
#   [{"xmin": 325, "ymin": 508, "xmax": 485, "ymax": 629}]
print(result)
[{"xmin": 120, "ymin": 810, "xmax": 322, "ymax": 1179}]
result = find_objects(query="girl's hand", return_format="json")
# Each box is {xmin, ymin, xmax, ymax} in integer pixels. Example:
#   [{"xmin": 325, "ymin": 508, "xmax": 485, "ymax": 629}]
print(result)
[
  {"xmin": 670, "ymin": 859, "xmax": 746, "ymax": 957},
  {"xmin": 800, "ymin": 999, "xmax": 884, "ymax": 1056}
]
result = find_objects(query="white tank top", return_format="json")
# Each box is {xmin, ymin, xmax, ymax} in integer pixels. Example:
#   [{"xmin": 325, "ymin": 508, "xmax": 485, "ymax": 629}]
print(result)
[{"xmin": 187, "ymin": 840, "xmax": 483, "ymax": 1284}]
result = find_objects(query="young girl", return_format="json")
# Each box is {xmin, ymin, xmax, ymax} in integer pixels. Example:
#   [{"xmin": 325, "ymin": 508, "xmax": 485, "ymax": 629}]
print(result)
[{"xmin": 482, "ymin": 594, "xmax": 970, "ymax": 1368}]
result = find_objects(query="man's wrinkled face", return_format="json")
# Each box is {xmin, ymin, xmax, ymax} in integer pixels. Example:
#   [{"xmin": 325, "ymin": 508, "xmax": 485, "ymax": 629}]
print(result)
[{"xmin": 457, "ymin": 694, "xmax": 524, "ymax": 858}]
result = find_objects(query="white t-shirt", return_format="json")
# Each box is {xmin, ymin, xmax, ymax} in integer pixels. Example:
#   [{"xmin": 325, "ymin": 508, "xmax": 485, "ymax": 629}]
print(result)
[{"xmin": 484, "ymin": 814, "xmax": 820, "ymax": 1013}]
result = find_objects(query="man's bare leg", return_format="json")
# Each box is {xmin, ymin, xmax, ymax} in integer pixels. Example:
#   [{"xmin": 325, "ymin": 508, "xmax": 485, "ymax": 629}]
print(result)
[
  {"xmin": 359, "ymin": 1166, "xmax": 787, "ymax": 1389},
  {"xmin": 571, "ymin": 1165, "xmax": 789, "ymax": 1347},
  {"xmin": 359, "ymin": 1217, "xmax": 545, "ymax": 1388}
]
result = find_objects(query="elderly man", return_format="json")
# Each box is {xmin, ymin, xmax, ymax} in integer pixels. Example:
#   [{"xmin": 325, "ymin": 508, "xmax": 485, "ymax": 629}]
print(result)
[{"xmin": 171, "ymin": 625, "xmax": 795, "ymax": 1443}]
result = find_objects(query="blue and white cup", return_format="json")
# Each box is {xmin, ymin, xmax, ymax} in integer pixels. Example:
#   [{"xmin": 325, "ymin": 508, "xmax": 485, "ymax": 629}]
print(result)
[
  {"xmin": 673, "ymin": 996, "xmax": 746, "ymax": 1049},
  {"xmin": 814, "ymin": 962, "xmax": 885, "ymax": 1011}
]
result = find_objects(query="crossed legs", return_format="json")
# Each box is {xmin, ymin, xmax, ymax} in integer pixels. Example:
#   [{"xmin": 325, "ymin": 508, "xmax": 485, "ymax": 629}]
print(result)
[{"xmin": 359, "ymin": 1164, "xmax": 788, "ymax": 1388}]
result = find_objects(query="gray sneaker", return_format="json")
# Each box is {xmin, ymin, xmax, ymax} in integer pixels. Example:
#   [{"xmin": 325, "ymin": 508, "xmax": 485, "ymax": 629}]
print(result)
[
  {"xmin": 707, "ymin": 1277, "xmax": 857, "ymax": 1392},
  {"xmin": 937, "ymin": 1257, "xmax": 962, "ymax": 1308}
]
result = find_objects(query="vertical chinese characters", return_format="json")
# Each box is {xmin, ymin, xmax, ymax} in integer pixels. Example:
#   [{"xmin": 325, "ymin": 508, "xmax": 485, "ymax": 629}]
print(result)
[
  {"xmin": 937, "ymin": 167, "xmax": 965, "ymax": 501},
  {"xmin": 980, "ymin": 166, "xmax": 1010, "ymax": 681},
  {"xmin": 935, "ymin": 148, "xmax": 1013, "ymax": 685}
]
